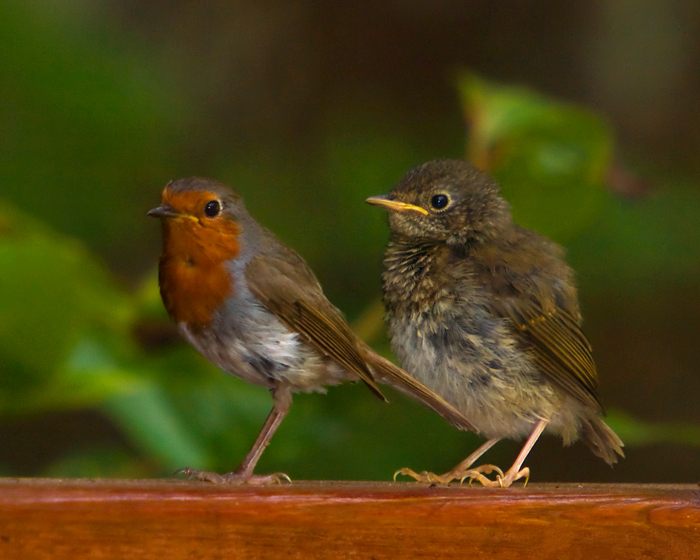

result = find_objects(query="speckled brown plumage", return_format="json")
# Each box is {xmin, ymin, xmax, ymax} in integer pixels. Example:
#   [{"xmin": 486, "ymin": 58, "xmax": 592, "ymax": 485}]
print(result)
[{"xmin": 367, "ymin": 159, "xmax": 623, "ymax": 487}]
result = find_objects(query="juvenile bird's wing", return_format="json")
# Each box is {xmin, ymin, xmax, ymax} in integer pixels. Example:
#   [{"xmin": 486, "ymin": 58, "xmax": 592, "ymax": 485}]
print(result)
[
  {"xmin": 245, "ymin": 251, "xmax": 386, "ymax": 401},
  {"xmin": 471, "ymin": 237, "xmax": 603, "ymax": 412},
  {"xmin": 495, "ymin": 295, "xmax": 602, "ymax": 412}
]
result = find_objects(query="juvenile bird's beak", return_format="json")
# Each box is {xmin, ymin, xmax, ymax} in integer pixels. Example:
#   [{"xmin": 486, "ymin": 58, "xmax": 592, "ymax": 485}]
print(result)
[
  {"xmin": 147, "ymin": 205, "xmax": 180, "ymax": 219},
  {"xmin": 365, "ymin": 195, "xmax": 428, "ymax": 216}
]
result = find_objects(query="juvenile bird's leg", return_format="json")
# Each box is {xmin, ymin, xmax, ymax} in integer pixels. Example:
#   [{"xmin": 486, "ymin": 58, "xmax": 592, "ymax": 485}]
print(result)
[
  {"xmin": 180, "ymin": 385, "xmax": 293, "ymax": 485},
  {"xmin": 394, "ymin": 438, "xmax": 503, "ymax": 485},
  {"xmin": 477, "ymin": 419, "xmax": 548, "ymax": 488}
]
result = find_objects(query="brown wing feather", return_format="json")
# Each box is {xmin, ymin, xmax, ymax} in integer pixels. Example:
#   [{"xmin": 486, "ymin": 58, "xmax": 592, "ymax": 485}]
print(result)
[
  {"xmin": 497, "ymin": 298, "xmax": 602, "ymax": 412},
  {"xmin": 245, "ymin": 253, "xmax": 386, "ymax": 401},
  {"xmin": 361, "ymin": 348, "xmax": 477, "ymax": 432}
]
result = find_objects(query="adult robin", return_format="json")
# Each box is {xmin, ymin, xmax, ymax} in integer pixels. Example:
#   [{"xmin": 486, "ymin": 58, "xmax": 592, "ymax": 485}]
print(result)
[
  {"xmin": 366, "ymin": 159, "xmax": 624, "ymax": 487},
  {"xmin": 148, "ymin": 176, "xmax": 474, "ymax": 485}
]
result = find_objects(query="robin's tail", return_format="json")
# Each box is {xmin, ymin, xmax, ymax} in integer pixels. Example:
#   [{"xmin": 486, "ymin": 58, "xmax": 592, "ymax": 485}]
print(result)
[
  {"xmin": 581, "ymin": 415, "xmax": 625, "ymax": 465},
  {"xmin": 363, "ymin": 348, "xmax": 476, "ymax": 433}
]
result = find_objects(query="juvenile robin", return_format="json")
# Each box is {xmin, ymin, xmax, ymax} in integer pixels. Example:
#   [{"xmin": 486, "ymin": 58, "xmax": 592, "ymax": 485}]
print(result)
[
  {"xmin": 148, "ymin": 176, "xmax": 474, "ymax": 485},
  {"xmin": 367, "ymin": 159, "xmax": 624, "ymax": 487}
]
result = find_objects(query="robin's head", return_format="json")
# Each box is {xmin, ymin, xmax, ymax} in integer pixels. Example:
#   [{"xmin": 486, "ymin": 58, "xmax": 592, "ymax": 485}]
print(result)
[
  {"xmin": 366, "ymin": 160, "xmax": 512, "ymax": 245},
  {"xmin": 148, "ymin": 177, "xmax": 248, "ymax": 245},
  {"xmin": 148, "ymin": 177, "xmax": 249, "ymax": 329}
]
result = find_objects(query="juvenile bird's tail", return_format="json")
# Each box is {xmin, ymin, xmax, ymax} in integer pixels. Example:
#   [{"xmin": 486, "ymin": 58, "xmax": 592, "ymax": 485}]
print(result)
[
  {"xmin": 361, "ymin": 347, "xmax": 477, "ymax": 433},
  {"xmin": 582, "ymin": 416, "xmax": 625, "ymax": 465}
]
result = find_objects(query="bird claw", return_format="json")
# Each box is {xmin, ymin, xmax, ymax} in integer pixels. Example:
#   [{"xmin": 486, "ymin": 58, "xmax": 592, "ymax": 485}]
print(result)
[
  {"xmin": 475, "ymin": 466, "xmax": 530, "ymax": 488},
  {"xmin": 240, "ymin": 472, "xmax": 292, "ymax": 486},
  {"xmin": 393, "ymin": 467, "xmax": 452, "ymax": 485},
  {"xmin": 394, "ymin": 463, "xmax": 505, "ymax": 486},
  {"xmin": 176, "ymin": 467, "xmax": 292, "ymax": 485},
  {"xmin": 459, "ymin": 463, "xmax": 504, "ymax": 482},
  {"xmin": 457, "ymin": 464, "xmax": 505, "ymax": 486},
  {"xmin": 501, "ymin": 467, "xmax": 530, "ymax": 488}
]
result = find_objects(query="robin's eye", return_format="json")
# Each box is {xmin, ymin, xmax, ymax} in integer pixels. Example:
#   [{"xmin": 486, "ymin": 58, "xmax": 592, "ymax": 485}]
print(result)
[
  {"xmin": 430, "ymin": 194, "xmax": 450, "ymax": 210},
  {"xmin": 204, "ymin": 200, "xmax": 221, "ymax": 218}
]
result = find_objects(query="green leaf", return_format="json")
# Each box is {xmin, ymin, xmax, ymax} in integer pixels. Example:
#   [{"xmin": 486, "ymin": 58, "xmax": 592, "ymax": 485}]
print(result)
[
  {"xmin": 163, "ymin": 370, "xmax": 273, "ymax": 473},
  {"xmin": 103, "ymin": 385, "xmax": 209, "ymax": 471},
  {"xmin": 0, "ymin": 200, "xmax": 145, "ymax": 414},
  {"xmin": 457, "ymin": 71, "xmax": 612, "ymax": 242},
  {"xmin": 100, "ymin": 341, "xmax": 274, "ymax": 473}
]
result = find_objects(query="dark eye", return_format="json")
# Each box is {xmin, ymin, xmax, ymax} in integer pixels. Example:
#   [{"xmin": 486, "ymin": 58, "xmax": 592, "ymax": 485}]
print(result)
[
  {"xmin": 204, "ymin": 200, "xmax": 221, "ymax": 218},
  {"xmin": 430, "ymin": 194, "xmax": 449, "ymax": 210}
]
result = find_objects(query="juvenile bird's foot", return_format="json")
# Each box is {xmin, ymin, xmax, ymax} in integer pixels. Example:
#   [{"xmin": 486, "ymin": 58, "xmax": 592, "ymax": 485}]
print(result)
[
  {"xmin": 464, "ymin": 466, "xmax": 529, "ymax": 488},
  {"xmin": 176, "ymin": 467, "xmax": 292, "ymax": 485},
  {"xmin": 492, "ymin": 466, "xmax": 530, "ymax": 488},
  {"xmin": 393, "ymin": 463, "xmax": 504, "ymax": 486}
]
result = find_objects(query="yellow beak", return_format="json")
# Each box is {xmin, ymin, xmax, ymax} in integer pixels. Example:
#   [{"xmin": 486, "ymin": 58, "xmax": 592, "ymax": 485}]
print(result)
[{"xmin": 365, "ymin": 196, "xmax": 428, "ymax": 215}]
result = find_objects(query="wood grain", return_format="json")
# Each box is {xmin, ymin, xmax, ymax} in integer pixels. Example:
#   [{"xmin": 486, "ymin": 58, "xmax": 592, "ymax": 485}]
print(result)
[{"xmin": 0, "ymin": 478, "xmax": 698, "ymax": 559}]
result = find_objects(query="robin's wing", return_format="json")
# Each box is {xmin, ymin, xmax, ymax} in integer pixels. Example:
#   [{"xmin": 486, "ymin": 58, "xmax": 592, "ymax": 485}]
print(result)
[
  {"xmin": 245, "ymin": 252, "xmax": 386, "ymax": 401},
  {"xmin": 494, "ymin": 295, "xmax": 602, "ymax": 412},
  {"xmin": 359, "ymin": 344, "xmax": 477, "ymax": 432}
]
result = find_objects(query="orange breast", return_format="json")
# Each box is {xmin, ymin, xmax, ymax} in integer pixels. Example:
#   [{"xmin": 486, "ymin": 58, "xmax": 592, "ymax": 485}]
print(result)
[{"xmin": 158, "ymin": 210, "xmax": 242, "ymax": 331}]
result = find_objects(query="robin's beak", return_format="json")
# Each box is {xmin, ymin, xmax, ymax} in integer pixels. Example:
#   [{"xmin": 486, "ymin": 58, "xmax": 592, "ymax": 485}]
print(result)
[
  {"xmin": 147, "ymin": 205, "xmax": 181, "ymax": 219},
  {"xmin": 365, "ymin": 195, "xmax": 428, "ymax": 216}
]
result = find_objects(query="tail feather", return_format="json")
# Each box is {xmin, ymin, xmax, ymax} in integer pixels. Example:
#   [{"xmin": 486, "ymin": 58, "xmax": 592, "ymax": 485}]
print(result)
[
  {"xmin": 582, "ymin": 416, "xmax": 625, "ymax": 465},
  {"xmin": 363, "ymin": 349, "xmax": 476, "ymax": 433}
]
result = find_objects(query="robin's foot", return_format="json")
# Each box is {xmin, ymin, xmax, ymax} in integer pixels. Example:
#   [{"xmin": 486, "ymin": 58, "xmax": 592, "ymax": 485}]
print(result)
[
  {"xmin": 393, "ymin": 467, "xmax": 453, "ymax": 485},
  {"xmin": 393, "ymin": 463, "xmax": 504, "ymax": 486},
  {"xmin": 176, "ymin": 467, "xmax": 292, "ymax": 485}
]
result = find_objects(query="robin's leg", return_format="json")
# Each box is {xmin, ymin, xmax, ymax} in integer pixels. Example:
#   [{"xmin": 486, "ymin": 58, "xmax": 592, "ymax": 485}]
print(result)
[
  {"xmin": 394, "ymin": 438, "xmax": 503, "ymax": 485},
  {"xmin": 179, "ymin": 385, "xmax": 293, "ymax": 485},
  {"xmin": 472, "ymin": 419, "xmax": 548, "ymax": 488}
]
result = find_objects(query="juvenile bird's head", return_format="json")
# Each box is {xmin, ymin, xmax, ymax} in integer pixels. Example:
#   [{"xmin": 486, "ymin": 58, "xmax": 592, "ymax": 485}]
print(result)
[
  {"xmin": 148, "ymin": 177, "xmax": 247, "ymax": 330},
  {"xmin": 366, "ymin": 159, "xmax": 512, "ymax": 246}
]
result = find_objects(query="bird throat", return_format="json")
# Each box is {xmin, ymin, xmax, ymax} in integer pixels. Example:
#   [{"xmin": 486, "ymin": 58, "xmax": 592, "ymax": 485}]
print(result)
[
  {"xmin": 158, "ymin": 217, "xmax": 242, "ymax": 331},
  {"xmin": 382, "ymin": 239, "xmax": 449, "ymax": 313}
]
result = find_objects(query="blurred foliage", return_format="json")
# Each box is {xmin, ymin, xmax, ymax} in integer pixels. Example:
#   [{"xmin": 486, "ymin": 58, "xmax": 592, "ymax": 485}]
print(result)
[
  {"xmin": 459, "ymin": 72, "xmax": 611, "ymax": 243},
  {"xmin": 0, "ymin": 0, "xmax": 187, "ymax": 269},
  {"xmin": 0, "ymin": 201, "xmax": 134, "ymax": 411},
  {"xmin": 606, "ymin": 411, "xmax": 700, "ymax": 447},
  {"xmin": 1, "ymin": 2, "xmax": 699, "ymax": 482},
  {"xmin": 458, "ymin": 72, "xmax": 700, "ymax": 292}
]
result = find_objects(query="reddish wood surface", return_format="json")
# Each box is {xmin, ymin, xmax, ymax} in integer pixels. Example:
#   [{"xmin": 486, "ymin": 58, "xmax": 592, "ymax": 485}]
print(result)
[{"xmin": 0, "ymin": 478, "xmax": 698, "ymax": 559}]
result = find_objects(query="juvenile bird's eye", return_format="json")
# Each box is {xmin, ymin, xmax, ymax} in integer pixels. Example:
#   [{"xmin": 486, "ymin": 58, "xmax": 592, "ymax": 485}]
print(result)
[
  {"xmin": 204, "ymin": 200, "xmax": 221, "ymax": 218},
  {"xmin": 430, "ymin": 194, "xmax": 450, "ymax": 210}
]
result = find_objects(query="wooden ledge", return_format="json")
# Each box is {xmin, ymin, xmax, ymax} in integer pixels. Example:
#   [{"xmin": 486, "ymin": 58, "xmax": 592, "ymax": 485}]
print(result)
[{"xmin": 0, "ymin": 478, "xmax": 699, "ymax": 558}]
